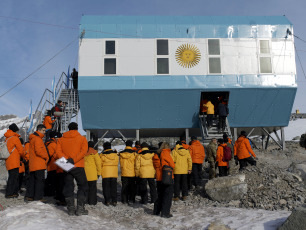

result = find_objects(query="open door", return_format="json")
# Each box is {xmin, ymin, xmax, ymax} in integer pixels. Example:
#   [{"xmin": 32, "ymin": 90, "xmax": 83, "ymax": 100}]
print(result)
[{"xmin": 199, "ymin": 91, "xmax": 230, "ymax": 114}]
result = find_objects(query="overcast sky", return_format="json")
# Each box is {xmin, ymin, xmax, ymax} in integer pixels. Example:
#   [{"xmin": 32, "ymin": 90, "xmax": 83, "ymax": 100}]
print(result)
[{"xmin": 0, "ymin": 0, "xmax": 306, "ymax": 129}]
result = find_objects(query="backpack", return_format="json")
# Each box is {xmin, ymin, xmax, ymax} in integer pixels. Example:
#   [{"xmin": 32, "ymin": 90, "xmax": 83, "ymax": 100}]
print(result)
[
  {"xmin": 222, "ymin": 146, "xmax": 232, "ymax": 162},
  {"xmin": 50, "ymin": 106, "xmax": 56, "ymax": 116},
  {"xmin": 0, "ymin": 137, "xmax": 15, "ymax": 160},
  {"xmin": 300, "ymin": 134, "xmax": 306, "ymax": 148}
]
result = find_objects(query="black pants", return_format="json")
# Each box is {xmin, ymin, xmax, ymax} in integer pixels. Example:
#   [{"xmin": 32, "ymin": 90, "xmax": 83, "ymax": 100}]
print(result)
[
  {"xmin": 102, "ymin": 178, "xmax": 117, "ymax": 203},
  {"xmin": 45, "ymin": 170, "xmax": 57, "ymax": 196},
  {"xmin": 239, "ymin": 157, "xmax": 257, "ymax": 170},
  {"xmin": 187, "ymin": 173, "xmax": 192, "ymax": 190},
  {"xmin": 218, "ymin": 166, "xmax": 228, "ymax": 177},
  {"xmin": 174, "ymin": 174, "xmax": 188, "ymax": 198},
  {"xmin": 19, "ymin": 173, "xmax": 24, "ymax": 191},
  {"xmin": 207, "ymin": 114, "xmax": 213, "ymax": 127},
  {"xmin": 73, "ymin": 80, "xmax": 78, "ymax": 89},
  {"xmin": 25, "ymin": 169, "xmax": 45, "ymax": 200},
  {"xmin": 63, "ymin": 167, "xmax": 88, "ymax": 200},
  {"xmin": 154, "ymin": 181, "xmax": 174, "ymax": 216},
  {"xmin": 6, "ymin": 168, "xmax": 19, "ymax": 197},
  {"xmin": 139, "ymin": 178, "xmax": 157, "ymax": 204},
  {"xmin": 192, "ymin": 163, "xmax": 202, "ymax": 186},
  {"xmin": 218, "ymin": 116, "xmax": 227, "ymax": 131},
  {"xmin": 55, "ymin": 172, "xmax": 65, "ymax": 202},
  {"xmin": 87, "ymin": 180, "xmax": 97, "ymax": 205},
  {"xmin": 121, "ymin": 177, "xmax": 136, "ymax": 203}
]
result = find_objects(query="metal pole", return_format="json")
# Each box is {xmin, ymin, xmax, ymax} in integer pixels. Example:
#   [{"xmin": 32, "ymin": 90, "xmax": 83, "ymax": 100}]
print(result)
[
  {"xmin": 185, "ymin": 128, "xmax": 189, "ymax": 144},
  {"xmin": 265, "ymin": 135, "xmax": 270, "ymax": 150},
  {"xmin": 136, "ymin": 129, "xmax": 140, "ymax": 141},
  {"xmin": 281, "ymin": 127, "xmax": 286, "ymax": 150},
  {"xmin": 262, "ymin": 135, "xmax": 265, "ymax": 150}
]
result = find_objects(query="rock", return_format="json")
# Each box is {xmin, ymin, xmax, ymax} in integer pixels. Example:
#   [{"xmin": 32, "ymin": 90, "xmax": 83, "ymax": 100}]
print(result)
[
  {"xmin": 228, "ymin": 200, "xmax": 241, "ymax": 207},
  {"xmin": 205, "ymin": 174, "xmax": 247, "ymax": 202},
  {"xmin": 207, "ymin": 221, "xmax": 231, "ymax": 230},
  {"xmin": 279, "ymin": 199, "xmax": 287, "ymax": 206},
  {"xmin": 278, "ymin": 206, "xmax": 306, "ymax": 230}
]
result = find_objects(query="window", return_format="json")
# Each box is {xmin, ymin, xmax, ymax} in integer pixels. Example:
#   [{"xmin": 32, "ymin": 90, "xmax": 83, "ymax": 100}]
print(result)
[
  {"xmin": 259, "ymin": 40, "xmax": 272, "ymax": 73},
  {"xmin": 104, "ymin": 58, "xmax": 116, "ymax": 74},
  {"xmin": 157, "ymin": 40, "xmax": 168, "ymax": 55},
  {"xmin": 209, "ymin": 58, "xmax": 221, "ymax": 74},
  {"xmin": 157, "ymin": 58, "xmax": 169, "ymax": 74},
  {"xmin": 208, "ymin": 39, "xmax": 221, "ymax": 74},
  {"xmin": 156, "ymin": 39, "xmax": 169, "ymax": 74},
  {"xmin": 105, "ymin": 41, "xmax": 115, "ymax": 54}
]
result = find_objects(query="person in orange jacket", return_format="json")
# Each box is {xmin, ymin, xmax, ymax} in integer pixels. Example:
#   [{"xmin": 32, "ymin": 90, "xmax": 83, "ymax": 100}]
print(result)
[
  {"xmin": 234, "ymin": 131, "xmax": 257, "ymax": 171},
  {"xmin": 153, "ymin": 142, "xmax": 175, "ymax": 218},
  {"xmin": 4, "ymin": 123, "xmax": 25, "ymax": 198},
  {"xmin": 188, "ymin": 136, "xmax": 205, "ymax": 189},
  {"xmin": 56, "ymin": 122, "xmax": 88, "ymax": 216},
  {"xmin": 43, "ymin": 110, "xmax": 56, "ymax": 141},
  {"xmin": 25, "ymin": 124, "xmax": 49, "ymax": 201},
  {"xmin": 18, "ymin": 138, "xmax": 29, "ymax": 193},
  {"xmin": 44, "ymin": 131, "xmax": 62, "ymax": 197},
  {"xmin": 216, "ymin": 139, "xmax": 229, "ymax": 177},
  {"xmin": 132, "ymin": 141, "xmax": 142, "ymax": 153}
]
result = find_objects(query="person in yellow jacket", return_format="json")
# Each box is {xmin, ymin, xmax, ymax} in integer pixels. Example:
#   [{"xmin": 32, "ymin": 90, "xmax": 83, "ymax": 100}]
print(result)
[
  {"xmin": 84, "ymin": 141, "xmax": 101, "ymax": 205},
  {"xmin": 203, "ymin": 100, "xmax": 214, "ymax": 128},
  {"xmin": 119, "ymin": 140, "xmax": 136, "ymax": 204},
  {"xmin": 135, "ymin": 142, "xmax": 157, "ymax": 204},
  {"xmin": 171, "ymin": 141, "xmax": 192, "ymax": 201},
  {"xmin": 100, "ymin": 142, "xmax": 119, "ymax": 206}
]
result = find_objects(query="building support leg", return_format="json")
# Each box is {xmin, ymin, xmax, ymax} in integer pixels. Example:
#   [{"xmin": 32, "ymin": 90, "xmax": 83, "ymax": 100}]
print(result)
[
  {"xmin": 281, "ymin": 127, "xmax": 286, "ymax": 150},
  {"xmin": 262, "ymin": 135, "xmax": 265, "ymax": 150},
  {"xmin": 262, "ymin": 128, "xmax": 283, "ymax": 149},
  {"xmin": 265, "ymin": 135, "xmax": 270, "ymax": 150},
  {"xmin": 136, "ymin": 129, "xmax": 140, "ymax": 141},
  {"xmin": 86, "ymin": 130, "xmax": 91, "ymax": 141},
  {"xmin": 233, "ymin": 128, "xmax": 238, "ymax": 144},
  {"xmin": 185, "ymin": 128, "xmax": 189, "ymax": 144}
]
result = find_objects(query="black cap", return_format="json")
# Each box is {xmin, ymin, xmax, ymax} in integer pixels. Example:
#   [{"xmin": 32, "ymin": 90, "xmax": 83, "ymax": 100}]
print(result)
[
  {"xmin": 125, "ymin": 140, "xmax": 133, "ymax": 147},
  {"xmin": 241, "ymin": 131, "xmax": 247, "ymax": 137},
  {"xmin": 191, "ymin": 136, "xmax": 197, "ymax": 141},
  {"xmin": 88, "ymin": 141, "xmax": 95, "ymax": 148},
  {"xmin": 176, "ymin": 141, "xmax": 182, "ymax": 145},
  {"xmin": 68, "ymin": 122, "xmax": 78, "ymax": 130},
  {"xmin": 218, "ymin": 138, "xmax": 224, "ymax": 144},
  {"xmin": 9, "ymin": 123, "xmax": 19, "ymax": 132},
  {"xmin": 141, "ymin": 142, "xmax": 149, "ymax": 148},
  {"xmin": 103, "ymin": 142, "xmax": 111, "ymax": 150}
]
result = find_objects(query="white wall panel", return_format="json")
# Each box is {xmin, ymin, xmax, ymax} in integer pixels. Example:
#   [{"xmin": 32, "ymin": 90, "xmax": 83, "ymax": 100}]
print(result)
[
  {"xmin": 271, "ymin": 40, "xmax": 294, "ymax": 56},
  {"xmin": 79, "ymin": 56, "xmax": 103, "ymax": 76},
  {"xmin": 238, "ymin": 56, "xmax": 258, "ymax": 74},
  {"xmin": 118, "ymin": 39, "xmax": 155, "ymax": 75},
  {"xmin": 273, "ymin": 55, "xmax": 296, "ymax": 74}
]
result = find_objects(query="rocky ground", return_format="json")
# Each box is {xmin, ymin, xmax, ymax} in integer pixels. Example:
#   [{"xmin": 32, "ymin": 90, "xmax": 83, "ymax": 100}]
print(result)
[{"xmin": 0, "ymin": 141, "xmax": 305, "ymax": 216}]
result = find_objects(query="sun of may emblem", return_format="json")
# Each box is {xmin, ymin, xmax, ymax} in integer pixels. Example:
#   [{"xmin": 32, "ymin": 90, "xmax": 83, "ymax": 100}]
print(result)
[{"xmin": 175, "ymin": 44, "xmax": 201, "ymax": 68}]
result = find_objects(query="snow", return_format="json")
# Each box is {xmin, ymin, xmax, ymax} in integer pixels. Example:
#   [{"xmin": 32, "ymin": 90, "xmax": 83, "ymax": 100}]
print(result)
[
  {"xmin": 0, "ymin": 202, "xmax": 289, "ymax": 230},
  {"xmin": 281, "ymin": 118, "xmax": 306, "ymax": 141}
]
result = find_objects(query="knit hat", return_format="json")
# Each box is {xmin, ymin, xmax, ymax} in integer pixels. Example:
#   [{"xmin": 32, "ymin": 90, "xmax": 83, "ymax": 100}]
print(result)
[
  {"xmin": 88, "ymin": 141, "xmax": 95, "ymax": 148},
  {"xmin": 68, "ymin": 122, "xmax": 78, "ymax": 130},
  {"xmin": 141, "ymin": 142, "xmax": 149, "ymax": 148},
  {"xmin": 9, "ymin": 123, "xmax": 19, "ymax": 132},
  {"xmin": 191, "ymin": 136, "xmax": 197, "ymax": 141},
  {"xmin": 241, "ymin": 131, "xmax": 247, "ymax": 137}
]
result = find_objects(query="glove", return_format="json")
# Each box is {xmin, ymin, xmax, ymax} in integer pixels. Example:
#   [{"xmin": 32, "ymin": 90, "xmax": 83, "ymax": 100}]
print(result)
[{"xmin": 67, "ymin": 158, "xmax": 74, "ymax": 164}]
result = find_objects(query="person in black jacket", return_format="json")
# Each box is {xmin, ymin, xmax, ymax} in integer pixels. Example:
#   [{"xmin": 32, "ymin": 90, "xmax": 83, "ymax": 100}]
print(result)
[
  {"xmin": 71, "ymin": 68, "xmax": 78, "ymax": 90},
  {"xmin": 217, "ymin": 100, "xmax": 229, "ymax": 133}
]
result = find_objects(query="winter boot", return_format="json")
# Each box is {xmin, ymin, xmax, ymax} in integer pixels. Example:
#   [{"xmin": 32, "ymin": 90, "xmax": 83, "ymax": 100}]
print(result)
[
  {"xmin": 75, "ymin": 196, "xmax": 88, "ymax": 216},
  {"xmin": 65, "ymin": 197, "xmax": 75, "ymax": 216}
]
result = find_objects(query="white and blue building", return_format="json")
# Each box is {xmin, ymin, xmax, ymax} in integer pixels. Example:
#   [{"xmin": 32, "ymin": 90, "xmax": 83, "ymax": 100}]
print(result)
[{"xmin": 78, "ymin": 15, "xmax": 296, "ymax": 145}]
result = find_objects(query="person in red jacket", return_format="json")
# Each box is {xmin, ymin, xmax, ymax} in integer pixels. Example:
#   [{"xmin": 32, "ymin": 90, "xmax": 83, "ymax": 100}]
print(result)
[
  {"xmin": 188, "ymin": 136, "xmax": 205, "ymax": 189},
  {"xmin": 153, "ymin": 142, "xmax": 175, "ymax": 218},
  {"xmin": 56, "ymin": 122, "xmax": 88, "ymax": 216},
  {"xmin": 234, "ymin": 131, "xmax": 257, "ymax": 171},
  {"xmin": 25, "ymin": 124, "xmax": 49, "ymax": 201},
  {"xmin": 4, "ymin": 123, "xmax": 25, "ymax": 198}
]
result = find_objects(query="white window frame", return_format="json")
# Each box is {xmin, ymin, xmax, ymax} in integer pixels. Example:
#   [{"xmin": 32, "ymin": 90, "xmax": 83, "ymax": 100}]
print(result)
[
  {"xmin": 207, "ymin": 39, "xmax": 222, "ymax": 75},
  {"xmin": 156, "ymin": 39, "xmax": 170, "ymax": 75},
  {"xmin": 258, "ymin": 39, "xmax": 273, "ymax": 74}
]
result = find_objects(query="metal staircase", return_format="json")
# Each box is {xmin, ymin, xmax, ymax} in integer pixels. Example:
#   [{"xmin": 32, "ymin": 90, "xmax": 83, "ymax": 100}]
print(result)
[
  {"xmin": 199, "ymin": 115, "xmax": 232, "ymax": 144},
  {"xmin": 22, "ymin": 71, "xmax": 79, "ymax": 138}
]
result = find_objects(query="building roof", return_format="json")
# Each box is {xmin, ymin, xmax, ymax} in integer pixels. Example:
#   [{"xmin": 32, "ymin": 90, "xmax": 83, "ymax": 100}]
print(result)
[{"xmin": 80, "ymin": 15, "xmax": 292, "ymax": 39}]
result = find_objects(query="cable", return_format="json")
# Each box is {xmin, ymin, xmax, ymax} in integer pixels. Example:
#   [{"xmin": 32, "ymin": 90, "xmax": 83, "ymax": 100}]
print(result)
[
  {"xmin": 0, "ymin": 37, "xmax": 78, "ymax": 99},
  {"xmin": 295, "ymin": 45, "xmax": 306, "ymax": 79},
  {"xmin": 294, "ymin": 35, "xmax": 306, "ymax": 44}
]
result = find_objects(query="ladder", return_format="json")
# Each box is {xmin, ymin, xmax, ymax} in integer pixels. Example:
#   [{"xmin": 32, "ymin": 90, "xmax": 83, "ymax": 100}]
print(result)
[
  {"xmin": 22, "ymin": 71, "xmax": 79, "ymax": 137},
  {"xmin": 199, "ymin": 115, "xmax": 232, "ymax": 144}
]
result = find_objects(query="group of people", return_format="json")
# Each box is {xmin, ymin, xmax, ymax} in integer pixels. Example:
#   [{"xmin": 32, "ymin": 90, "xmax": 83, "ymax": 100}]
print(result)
[{"xmin": 3, "ymin": 121, "xmax": 257, "ymax": 218}]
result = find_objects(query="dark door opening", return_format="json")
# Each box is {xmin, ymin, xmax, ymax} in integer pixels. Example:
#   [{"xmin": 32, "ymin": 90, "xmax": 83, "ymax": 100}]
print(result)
[{"xmin": 200, "ymin": 91, "xmax": 230, "ymax": 115}]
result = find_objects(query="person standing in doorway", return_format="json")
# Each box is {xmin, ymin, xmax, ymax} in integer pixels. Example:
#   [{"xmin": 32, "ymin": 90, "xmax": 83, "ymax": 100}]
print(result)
[
  {"xmin": 203, "ymin": 100, "xmax": 214, "ymax": 128},
  {"xmin": 71, "ymin": 68, "xmax": 78, "ymax": 90}
]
